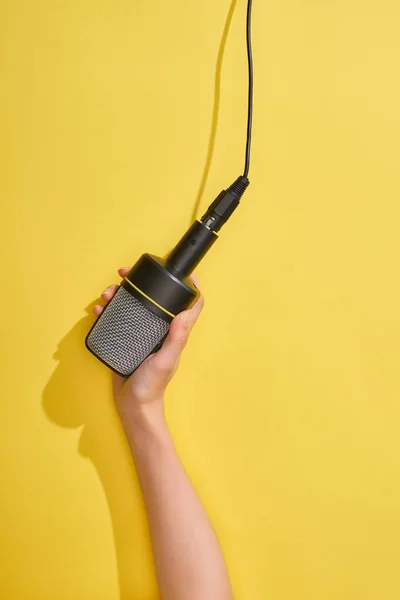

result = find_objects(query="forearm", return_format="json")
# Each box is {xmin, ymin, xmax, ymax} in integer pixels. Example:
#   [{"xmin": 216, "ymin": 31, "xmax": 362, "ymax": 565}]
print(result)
[{"xmin": 123, "ymin": 405, "xmax": 233, "ymax": 600}]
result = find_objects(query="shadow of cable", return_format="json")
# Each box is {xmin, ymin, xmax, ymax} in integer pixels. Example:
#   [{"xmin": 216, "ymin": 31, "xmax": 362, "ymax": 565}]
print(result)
[
  {"xmin": 42, "ymin": 4, "xmax": 239, "ymax": 598},
  {"xmin": 189, "ymin": 0, "xmax": 238, "ymax": 223}
]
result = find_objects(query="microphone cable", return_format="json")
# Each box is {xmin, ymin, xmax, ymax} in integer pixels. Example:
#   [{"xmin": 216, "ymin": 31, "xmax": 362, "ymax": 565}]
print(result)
[{"xmin": 243, "ymin": 0, "xmax": 253, "ymax": 179}]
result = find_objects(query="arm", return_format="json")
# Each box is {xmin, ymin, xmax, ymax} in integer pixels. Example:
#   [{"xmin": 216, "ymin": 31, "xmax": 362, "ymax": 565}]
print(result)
[{"xmin": 95, "ymin": 268, "xmax": 233, "ymax": 600}]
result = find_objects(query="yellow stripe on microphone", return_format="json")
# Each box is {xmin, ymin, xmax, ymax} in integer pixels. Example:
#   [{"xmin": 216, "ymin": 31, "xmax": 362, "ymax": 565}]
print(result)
[{"xmin": 124, "ymin": 277, "xmax": 176, "ymax": 318}]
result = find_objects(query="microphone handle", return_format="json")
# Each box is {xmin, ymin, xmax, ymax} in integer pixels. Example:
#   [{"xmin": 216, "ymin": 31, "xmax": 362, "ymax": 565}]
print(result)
[
  {"xmin": 166, "ymin": 220, "xmax": 218, "ymax": 278},
  {"xmin": 166, "ymin": 176, "xmax": 250, "ymax": 278}
]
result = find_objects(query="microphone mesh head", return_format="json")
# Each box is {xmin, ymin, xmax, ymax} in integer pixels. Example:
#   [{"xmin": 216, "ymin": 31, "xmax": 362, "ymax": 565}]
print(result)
[{"xmin": 86, "ymin": 287, "xmax": 170, "ymax": 377}]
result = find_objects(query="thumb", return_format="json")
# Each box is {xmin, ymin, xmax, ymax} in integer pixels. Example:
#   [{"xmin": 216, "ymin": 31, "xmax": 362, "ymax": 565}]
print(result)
[{"xmin": 152, "ymin": 311, "xmax": 194, "ymax": 372}]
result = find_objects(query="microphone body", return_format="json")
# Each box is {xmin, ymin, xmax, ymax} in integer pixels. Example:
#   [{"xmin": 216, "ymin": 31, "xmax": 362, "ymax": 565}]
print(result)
[{"xmin": 85, "ymin": 176, "xmax": 249, "ymax": 377}]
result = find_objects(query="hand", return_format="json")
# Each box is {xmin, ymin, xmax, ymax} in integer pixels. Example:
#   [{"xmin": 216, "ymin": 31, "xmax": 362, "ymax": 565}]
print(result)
[{"xmin": 93, "ymin": 267, "xmax": 204, "ymax": 432}]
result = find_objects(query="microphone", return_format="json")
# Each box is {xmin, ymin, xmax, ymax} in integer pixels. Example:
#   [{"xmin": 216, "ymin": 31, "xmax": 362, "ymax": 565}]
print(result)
[
  {"xmin": 85, "ymin": 0, "xmax": 254, "ymax": 377},
  {"xmin": 85, "ymin": 177, "xmax": 249, "ymax": 377}
]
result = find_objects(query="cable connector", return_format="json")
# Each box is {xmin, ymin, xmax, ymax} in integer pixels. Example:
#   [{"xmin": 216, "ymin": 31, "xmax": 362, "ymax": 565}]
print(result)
[{"xmin": 201, "ymin": 176, "xmax": 250, "ymax": 232}]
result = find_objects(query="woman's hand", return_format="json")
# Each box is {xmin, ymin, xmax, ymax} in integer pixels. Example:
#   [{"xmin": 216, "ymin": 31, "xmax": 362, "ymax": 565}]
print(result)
[
  {"xmin": 93, "ymin": 267, "xmax": 204, "ymax": 432},
  {"xmin": 94, "ymin": 268, "xmax": 233, "ymax": 600}
]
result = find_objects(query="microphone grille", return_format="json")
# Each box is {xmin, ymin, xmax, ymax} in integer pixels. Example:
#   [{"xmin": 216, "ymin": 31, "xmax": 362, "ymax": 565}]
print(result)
[{"xmin": 86, "ymin": 286, "xmax": 170, "ymax": 377}]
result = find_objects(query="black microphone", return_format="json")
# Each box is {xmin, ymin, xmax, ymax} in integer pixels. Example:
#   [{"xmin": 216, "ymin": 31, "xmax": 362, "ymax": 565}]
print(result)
[
  {"xmin": 86, "ymin": 0, "xmax": 254, "ymax": 376},
  {"xmin": 85, "ymin": 177, "xmax": 249, "ymax": 377}
]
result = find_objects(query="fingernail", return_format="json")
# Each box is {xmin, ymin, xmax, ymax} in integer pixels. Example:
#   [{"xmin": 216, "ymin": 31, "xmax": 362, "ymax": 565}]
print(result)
[{"xmin": 191, "ymin": 275, "xmax": 200, "ymax": 290}]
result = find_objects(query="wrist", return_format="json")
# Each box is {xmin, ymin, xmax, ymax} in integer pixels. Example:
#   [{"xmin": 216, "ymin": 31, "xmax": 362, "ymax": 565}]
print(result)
[{"xmin": 119, "ymin": 401, "xmax": 169, "ymax": 448}]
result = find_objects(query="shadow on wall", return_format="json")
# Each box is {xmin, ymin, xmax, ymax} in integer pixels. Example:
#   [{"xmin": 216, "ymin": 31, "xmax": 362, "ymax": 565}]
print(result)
[
  {"xmin": 42, "ymin": 1, "xmax": 237, "ymax": 598},
  {"xmin": 42, "ymin": 306, "xmax": 155, "ymax": 599},
  {"xmin": 190, "ymin": 0, "xmax": 238, "ymax": 224}
]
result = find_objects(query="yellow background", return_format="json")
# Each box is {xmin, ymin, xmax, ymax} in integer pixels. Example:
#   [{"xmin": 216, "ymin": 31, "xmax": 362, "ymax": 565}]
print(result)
[{"xmin": 1, "ymin": 0, "xmax": 400, "ymax": 598}]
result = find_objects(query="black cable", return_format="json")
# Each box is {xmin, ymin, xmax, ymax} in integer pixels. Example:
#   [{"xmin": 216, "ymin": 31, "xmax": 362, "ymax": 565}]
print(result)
[{"xmin": 243, "ymin": 0, "xmax": 253, "ymax": 179}]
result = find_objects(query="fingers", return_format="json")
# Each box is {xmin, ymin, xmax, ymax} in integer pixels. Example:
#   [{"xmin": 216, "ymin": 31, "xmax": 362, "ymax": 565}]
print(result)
[
  {"xmin": 92, "ymin": 267, "xmax": 203, "ymax": 382},
  {"xmin": 187, "ymin": 286, "xmax": 204, "ymax": 323},
  {"xmin": 93, "ymin": 284, "xmax": 118, "ymax": 315},
  {"xmin": 118, "ymin": 267, "xmax": 130, "ymax": 278},
  {"xmin": 152, "ymin": 276, "xmax": 204, "ymax": 372},
  {"xmin": 93, "ymin": 266, "xmax": 130, "ymax": 316},
  {"xmin": 189, "ymin": 272, "xmax": 200, "ymax": 288},
  {"xmin": 151, "ymin": 313, "xmax": 192, "ymax": 373},
  {"xmin": 101, "ymin": 284, "xmax": 119, "ymax": 301},
  {"xmin": 184, "ymin": 273, "xmax": 204, "ymax": 323}
]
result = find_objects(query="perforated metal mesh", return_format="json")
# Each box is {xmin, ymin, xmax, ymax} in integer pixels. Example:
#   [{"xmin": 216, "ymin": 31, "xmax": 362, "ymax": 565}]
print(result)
[{"xmin": 86, "ymin": 287, "xmax": 170, "ymax": 376}]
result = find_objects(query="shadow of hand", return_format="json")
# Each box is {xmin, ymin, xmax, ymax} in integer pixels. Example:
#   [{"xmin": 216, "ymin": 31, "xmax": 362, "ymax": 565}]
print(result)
[
  {"xmin": 43, "ymin": 306, "xmax": 108, "ymax": 430},
  {"xmin": 42, "ymin": 306, "xmax": 156, "ymax": 599}
]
